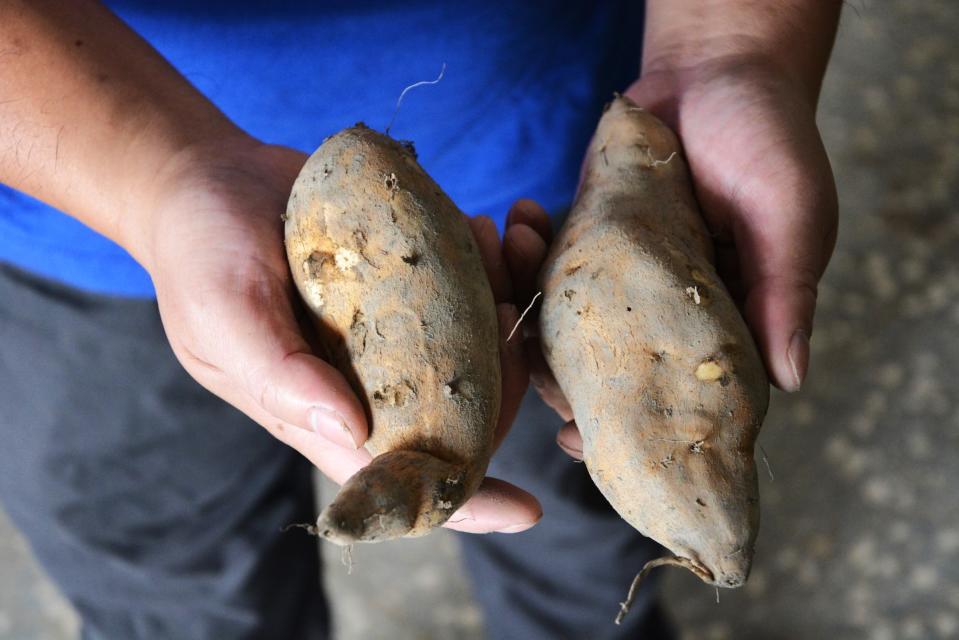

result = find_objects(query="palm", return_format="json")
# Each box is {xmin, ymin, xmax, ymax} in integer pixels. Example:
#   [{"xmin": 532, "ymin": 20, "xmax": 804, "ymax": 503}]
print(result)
[{"xmin": 146, "ymin": 141, "xmax": 540, "ymax": 533}]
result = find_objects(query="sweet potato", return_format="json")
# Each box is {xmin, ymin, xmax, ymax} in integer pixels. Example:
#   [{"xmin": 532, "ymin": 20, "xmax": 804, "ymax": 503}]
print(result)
[
  {"xmin": 539, "ymin": 96, "xmax": 769, "ymax": 593},
  {"xmin": 285, "ymin": 124, "xmax": 500, "ymax": 544}
]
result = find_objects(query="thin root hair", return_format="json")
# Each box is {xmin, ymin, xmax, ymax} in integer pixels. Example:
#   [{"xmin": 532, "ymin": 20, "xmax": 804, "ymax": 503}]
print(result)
[
  {"xmin": 615, "ymin": 556, "xmax": 715, "ymax": 625},
  {"xmin": 385, "ymin": 62, "xmax": 447, "ymax": 135}
]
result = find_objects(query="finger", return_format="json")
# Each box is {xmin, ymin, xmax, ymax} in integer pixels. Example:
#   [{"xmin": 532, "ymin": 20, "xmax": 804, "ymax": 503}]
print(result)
[
  {"xmin": 733, "ymin": 169, "xmax": 837, "ymax": 392},
  {"xmin": 444, "ymin": 477, "xmax": 542, "ymax": 534},
  {"xmin": 556, "ymin": 420, "xmax": 584, "ymax": 460},
  {"xmin": 242, "ymin": 372, "xmax": 540, "ymax": 533},
  {"xmin": 254, "ymin": 351, "xmax": 369, "ymax": 448},
  {"xmin": 492, "ymin": 303, "xmax": 529, "ymax": 451},
  {"xmin": 278, "ymin": 421, "xmax": 374, "ymax": 484},
  {"xmin": 468, "ymin": 214, "xmax": 512, "ymax": 303},
  {"xmin": 504, "ymin": 222, "xmax": 548, "ymax": 308},
  {"xmin": 525, "ymin": 337, "xmax": 573, "ymax": 422},
  {"xmin": 230, "ymin": 309, "xmax": 527, "ymax": 485},
  {"xmin": 743, "ymin": 271, "xmax": 816, "ymax": 393},
  {"xmin": 175, "ymin": 281, "xmax": 369, "ymax": 447},
  {"xmin": 215, "ymin": 385, "xmax": 373, "ymax": 484},
  {"xmin": 506, "ymin": 198, "xmax": 553, "ymax": 242}
]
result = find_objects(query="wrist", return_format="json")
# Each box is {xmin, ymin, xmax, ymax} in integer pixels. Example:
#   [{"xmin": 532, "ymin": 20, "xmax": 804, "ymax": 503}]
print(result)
[
  {"xmin": 626, "ymin": 54, "xmax": 816, "ymax": 136},
  {"xmin": 117, "ymin": 128, "xmax": 264, "ymax": 273},
  {"xmin": 641, "ymin": 0, "xmax": 841, "ymax": 108},
  {"xmin": 641, "ymin": 47, "xmax": 818, "ymax": 113}
]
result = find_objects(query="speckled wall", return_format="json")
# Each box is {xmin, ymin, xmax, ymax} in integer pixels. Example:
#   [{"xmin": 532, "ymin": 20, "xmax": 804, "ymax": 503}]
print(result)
[{"xmin": 1, "ymin": 3, "xmax": 957, "ymax": 639}]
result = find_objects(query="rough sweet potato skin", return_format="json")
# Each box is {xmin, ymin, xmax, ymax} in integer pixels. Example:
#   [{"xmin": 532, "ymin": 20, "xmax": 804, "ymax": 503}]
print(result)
[
  {"xmin": 285, "ymin": 124, "xmax": 501, "ymax": 543},
  {"xmin": 539, "ymin": 96, "xmax": 769, "ymax": 587}
]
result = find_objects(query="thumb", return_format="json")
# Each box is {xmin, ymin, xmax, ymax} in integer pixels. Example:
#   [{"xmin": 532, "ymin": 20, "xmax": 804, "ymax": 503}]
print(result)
[
  {"xmin": 742, "ymin": 266, "xmax": 818, "ymax": 393},
  {"xmin": 250, "ymin": 347, "xmax": 369, "ymax": 449},
  {"xmin": 733, "ymin": 173, "xmax": 837, "ymax": 392},
  {"xmin": 167, "ymin": 280, "xmax": 369, "ymax": 448}
]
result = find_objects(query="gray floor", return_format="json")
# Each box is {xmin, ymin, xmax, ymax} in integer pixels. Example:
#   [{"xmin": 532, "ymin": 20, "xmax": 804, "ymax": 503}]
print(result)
[{"xmin": 3, "ymin": 2, "xmax": 958, "ymax": 639}]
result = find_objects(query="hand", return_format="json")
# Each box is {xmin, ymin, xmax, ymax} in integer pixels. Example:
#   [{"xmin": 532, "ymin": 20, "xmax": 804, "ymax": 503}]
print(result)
[
  {"xmin": 627, "ymin": 58, "xmax": 838, "ymax": 392},
  {"xmin": 506, "ymin": 57, "xmax": 838, "ymax": 457},
  {"xmin": 136, "ymin": 137, "xmax": 541, "ymax": 533},
  {"xmin": 501, "ymin": 200, "xmax": 579, "ymax": 454}
]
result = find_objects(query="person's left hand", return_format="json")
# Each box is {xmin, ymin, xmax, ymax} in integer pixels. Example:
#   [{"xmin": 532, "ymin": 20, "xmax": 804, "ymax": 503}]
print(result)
[{"xmin": 504, "ymin": 56, "xmax": 838, "ymax": 457}]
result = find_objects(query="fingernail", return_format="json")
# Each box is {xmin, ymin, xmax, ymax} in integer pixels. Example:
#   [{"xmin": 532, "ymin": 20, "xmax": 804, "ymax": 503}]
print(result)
[
  {"xmin": 308, "ymin": 407, "xmax": 357, "ymax": 449},
  {"xmin": 786, "ymin": 330, "xmax": 810, "ymax": 392},
  {"xmin": 556, "ymin": 435, "xmax": 583, "ymax": 458},
  {"xmin": 499, "ymin": 522, "xmax": 536, "ymax": 534}
]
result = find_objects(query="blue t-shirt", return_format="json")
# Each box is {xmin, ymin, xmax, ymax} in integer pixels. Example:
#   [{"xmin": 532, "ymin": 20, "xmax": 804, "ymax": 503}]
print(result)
[{"xmin": 0, "ymin": 1, "xmax": 642, "ymax": 297}]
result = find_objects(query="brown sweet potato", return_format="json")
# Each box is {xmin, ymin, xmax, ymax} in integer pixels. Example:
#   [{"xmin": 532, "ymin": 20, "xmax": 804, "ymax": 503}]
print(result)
[
  {"xmin": 285, "ymin": 124, "xmax": 500, "ymax": 544},
  {"xmin": 539, "ymin": 96, "xmax": 770, "ymax": 593}
]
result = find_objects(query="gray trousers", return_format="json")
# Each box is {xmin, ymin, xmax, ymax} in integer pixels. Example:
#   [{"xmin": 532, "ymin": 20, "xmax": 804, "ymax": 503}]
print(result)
[{"xmin": 0, "ymin": 262, "xmax": 670, "ymax": 640}]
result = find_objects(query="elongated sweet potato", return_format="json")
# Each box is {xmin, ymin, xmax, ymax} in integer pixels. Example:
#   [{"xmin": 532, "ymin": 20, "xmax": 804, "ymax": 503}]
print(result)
[
  {"xmin": 539, "ymin": 96, "xmax": 769, "ymax": 590},
  {"xmin": 285, "ymin": 124, "xmax": 500, "ymax": 544}
]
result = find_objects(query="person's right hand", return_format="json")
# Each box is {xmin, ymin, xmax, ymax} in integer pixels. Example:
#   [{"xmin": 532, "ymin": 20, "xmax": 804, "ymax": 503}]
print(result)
[
  {"xmin": 130, "ymin": 136, "xmax": 541, "ymax": 534},
  {"xmin": 499, "ymin": 200, "xmax": 577, "ymax": 430}
]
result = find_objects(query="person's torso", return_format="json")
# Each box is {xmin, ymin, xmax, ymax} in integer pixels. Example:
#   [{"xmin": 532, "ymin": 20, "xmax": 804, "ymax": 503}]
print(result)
[{"xmin": 0, "ymin": 0, "xmax": 643, "ymax": 297}]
